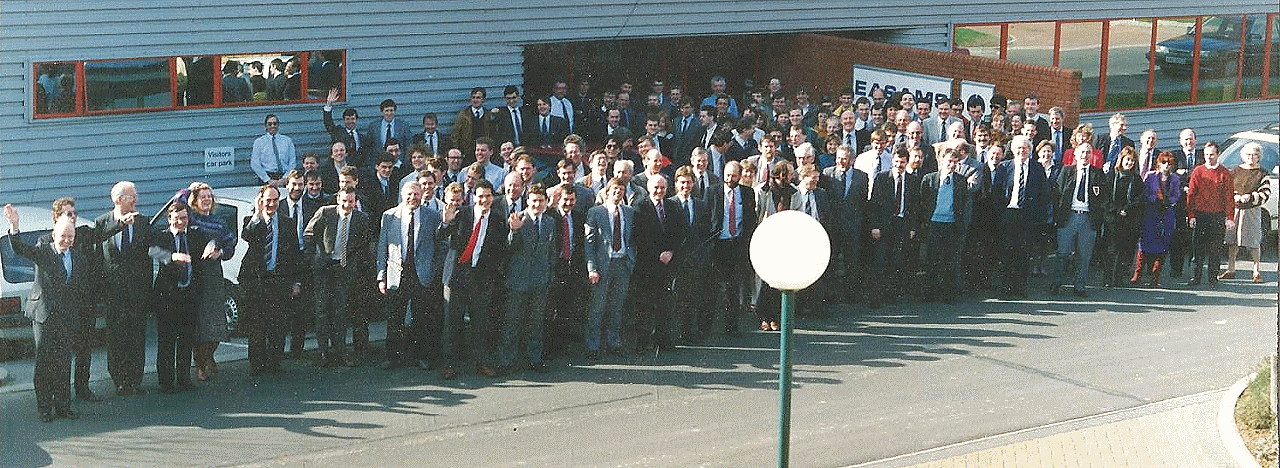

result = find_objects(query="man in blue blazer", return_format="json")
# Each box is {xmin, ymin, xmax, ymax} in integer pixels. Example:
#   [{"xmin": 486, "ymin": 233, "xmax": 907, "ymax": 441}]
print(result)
[{"xmin": 584, "ymin": 178, "xmax": 637, "ymax": 359}]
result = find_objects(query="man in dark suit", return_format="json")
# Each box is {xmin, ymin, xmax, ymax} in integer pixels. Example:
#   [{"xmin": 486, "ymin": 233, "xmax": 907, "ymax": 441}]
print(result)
[
  {"xmin": 726, "ymin": 121, "xmax": 760, "ymax": 163},
  {"xmin": 499, "ymin": 184, "xmax": 559, "ymax": 373},
  {"xmin": 706, "ymin": 161, "xmax": 756, "ymax": 336},
  {"xmin": 689, "ymin": 148, "xmax": 721, "ymax": 201},
  {"xmin": 1168, "ymin": 128, "xmax": 1202, "ymax": 277},
  {"xmin": 220, "ymin": 61, "xmax": 250, "ymax": 103},
  {"xmin": 453, "ymin": 87, "xmax": 495, "ymax": 158},
  {"xmin": 493, "ymin": 85, "xmax": 531, "ymax": 147},
  {"xmin": 545, "ymin": 183, "xmax": 588, "ymax": 358},
  {"xmin": 821, "ymin": 146, "xmax": 870, "ymax": 304},
  {"xmin": 1095, "ymin": 113, "xmax": 1135, "ymax": 172},
  {"xmin": 442, "ymin": 179, "xmax": 508, "ymax": 377},
  {"xmin": 411, "ymin": 113, "xmax": 450, "ymax": 157},
  {"xmin": 239, "ymin": 185, "xmax": 304, "ymax": 375},
  {"xmin": 282, "ymin": 171, "xmax": 322, "ymax": 358},
  {"xmin": 524, "ymin": 97, "xmax": 570, "ymax": 149},
  {"xmin": 669, "ymin": 166, "xmax": 715, "ymax": 343},
  {"xmin": 376, "ymin": 181, "xmax": 445, "ymax": 370},
  {"xmin": 93, "ymin": 182, "xmax": 152, "ymax": 396},
  {"xmin": 921, "ymin": 150, "xmax": 978, "ymax": 303},
  {"xmin": 323, "ymin": 90, "xmax": 374, "ymax": 168},
  {"xmin": 304, "ymin": 187, "xmax": 370, "ymax": 367},
  {"xmin": 363, "ymin": 152, "xmax": 401, "ymax": 228},
  {"xmin": 993, "ymin": 135, "xmax": 1050, "ymax": 298},
  {"xmin": 869, "ymin": 148, "xmax": 922, "ymax": 308},
  {"xmin": 148, "ymin": 203, "xmax": 212, "ymax": 395},
  {"xmin": 671, "ymin": 98, "xmax": 704, "ymax": 168},
  {"xmin": 632, "ymin": 175, "xmax": 685, "ymax": 355},
  {"xmin": 584, "ymin": 178, "xmax": 637, "ymax": 359},
  {"xmin": 1051, "ymin": 143, "xmax": 1107, "ymax": 296},
  {"xmin": 5, "ymin": 206, "xmax": 94, "ymax": 421}
]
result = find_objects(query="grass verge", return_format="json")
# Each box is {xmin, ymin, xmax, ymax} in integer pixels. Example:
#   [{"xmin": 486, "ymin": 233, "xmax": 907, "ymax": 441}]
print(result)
[{"xmin": 1236, "ymin": 357, "xmax": 1277, "ymax": 467}]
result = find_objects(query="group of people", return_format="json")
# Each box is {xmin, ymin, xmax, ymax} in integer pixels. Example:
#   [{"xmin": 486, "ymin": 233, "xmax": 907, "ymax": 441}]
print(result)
[{"xmin": 9, "ymin": 74, "xmax": 1270, "ymax": 423}]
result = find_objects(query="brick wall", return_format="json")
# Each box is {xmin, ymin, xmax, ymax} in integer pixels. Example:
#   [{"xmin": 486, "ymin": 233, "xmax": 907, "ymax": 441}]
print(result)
[{"xmin": 782, "ymin": 33, "xmax": 1082, "ymax": 127}]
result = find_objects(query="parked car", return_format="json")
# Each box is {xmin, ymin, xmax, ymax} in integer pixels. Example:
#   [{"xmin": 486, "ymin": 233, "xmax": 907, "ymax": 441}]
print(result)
[
  {"xmin": 149, "ymin": 186, "xmax": 258, "ymax": 336},
  {"xmin": 1218, "ymin": 123, "xmax": 1280, "ymax": 236},
  {"xmin": 0, "ymin": 205, "xmax": 95, "ymax": 328},
  {"xmin": 1150, "ymin": 14, "xmax": 1280, "ymax": 77}
]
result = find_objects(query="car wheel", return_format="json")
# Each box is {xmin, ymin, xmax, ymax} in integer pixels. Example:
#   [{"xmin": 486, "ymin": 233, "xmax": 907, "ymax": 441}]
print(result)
[{"xmin": 224, "ymin": 280, "xmax": 243, "ymax": 337}]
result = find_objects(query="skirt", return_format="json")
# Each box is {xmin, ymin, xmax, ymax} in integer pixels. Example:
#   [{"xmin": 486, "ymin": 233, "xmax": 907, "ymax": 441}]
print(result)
[
  {"xmin": 196, "ymin": 262, "xmax": 229, "ymax": 343},
  {"xmin": 1229, "ymin": 206, "xmax": 1262, "ymax": 249}
]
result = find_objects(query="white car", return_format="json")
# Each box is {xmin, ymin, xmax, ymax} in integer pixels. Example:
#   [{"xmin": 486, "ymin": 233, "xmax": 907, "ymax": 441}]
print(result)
[
  {"xmin": 1218, "ymin": 123, "xmax": 1280, "ymax": 235},
  {"xmin": 0, "ymin": 205, "xmax": 95, "ymax": 329},
  {"xmin": 149, "ymin": 185, "xmax": 260, "ymax": 336}
]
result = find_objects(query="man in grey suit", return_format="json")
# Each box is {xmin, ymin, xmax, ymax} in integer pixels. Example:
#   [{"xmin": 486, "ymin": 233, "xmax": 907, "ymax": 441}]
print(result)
[
  {"xmin": 305, "ymin": 187, "xmax": 371, "ymax": 367},
  {"xmin": 5, "ymin": 206, "xmax": 94, "ymax": 421},
  {"xmin": 93, "ymin": 182, "xmax": 152, "ymax": 396},
  {"xmin": 499, "ymin": 184, "xmax": 560, "ymax": 374},
  {"xmin": 584, "ymin": 178, "xmax": 636, "ymax": 360},
  {"xmin": 376, "ymin": 181, "xmax": 445, "ymax": 369}
]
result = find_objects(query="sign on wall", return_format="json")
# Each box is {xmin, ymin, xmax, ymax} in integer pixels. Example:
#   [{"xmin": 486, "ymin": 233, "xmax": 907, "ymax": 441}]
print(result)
[
  {"xmin": 851, "ymin": 65, "xmax": 995, "ymax": 107},
  {"xmin": 204, "ymin": 147, "xmax": 235, "ymax": 173}
]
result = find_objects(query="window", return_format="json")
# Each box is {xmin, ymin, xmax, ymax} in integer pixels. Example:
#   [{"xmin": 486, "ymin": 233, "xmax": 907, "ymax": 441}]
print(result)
[
  {"xmin": 956, "ymin": 13, "xmax": 1278, "ymax": 112},
  {"xmin": 33, "ymin": 49, "xmax": 345, "ymax": 119}
]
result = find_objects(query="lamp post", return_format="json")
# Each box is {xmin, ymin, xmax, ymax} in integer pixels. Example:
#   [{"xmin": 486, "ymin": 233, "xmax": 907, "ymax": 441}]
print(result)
[{"xmin": 749, "ymin": 210, "xmax": 830, "ymax": 468}]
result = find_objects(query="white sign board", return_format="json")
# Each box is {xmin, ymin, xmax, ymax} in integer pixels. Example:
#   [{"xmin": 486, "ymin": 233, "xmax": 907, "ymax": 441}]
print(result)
[
  {"xmin": 852, "ymin": 65, "xmax": 954, "ymax": 104},
  {"xmin": 959, "ymin": 80, "xmax": 997, "ymax": 108},
  {"xmin": 204, "ymin": 147, "xmax": 235, "ymax": 173}
]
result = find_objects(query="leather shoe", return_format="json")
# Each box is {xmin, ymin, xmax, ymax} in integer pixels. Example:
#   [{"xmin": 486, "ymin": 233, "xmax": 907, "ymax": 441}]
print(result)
[
  {"xmin": 1218, "ymin": 270, "xmax": 1236, "ymax": 280},
  {"xmin": 477, "ymin": 365, "xmax": 499, "ymax": 378},
  {"xmin": 116, "ymin": 385, "xmax": 132, "ymax": 396},
  {"xmin": 530, "ymin": 362, "xmax": 548, "ymax": 373},
  {"xmin": 40, "ymin": 411, "xmax": 55, "ymax": 423},
  {"xmin": 56, "ymin": 408, "xmax": 79, "ymax": 420},
  {"xmin": 75, "ymin": 388, "xmax": 102, "ymax": 402},
  {"xmin": 1185, "ymin": 277, "xmax": 1202, "ymax": 286}
]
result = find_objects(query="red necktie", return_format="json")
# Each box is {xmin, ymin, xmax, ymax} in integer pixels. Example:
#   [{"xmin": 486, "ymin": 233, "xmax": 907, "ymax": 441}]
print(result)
[
  {"xmin": 458, "ymin": 213, "xmax": 483, "ymax": 265},
  {"xmin": 560, "ymin": 214, "xmax": 571, "ymax": 259}
]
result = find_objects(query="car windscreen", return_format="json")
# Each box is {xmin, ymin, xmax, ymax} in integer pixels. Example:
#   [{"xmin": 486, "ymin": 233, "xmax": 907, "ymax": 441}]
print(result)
[
  {"xmin": 1, "ymin": 230, "xmax": 52, "ymax": 283},
  {"xmin": 1219, "ymin": 137, "xmax": 1279, "ymax": 174}
]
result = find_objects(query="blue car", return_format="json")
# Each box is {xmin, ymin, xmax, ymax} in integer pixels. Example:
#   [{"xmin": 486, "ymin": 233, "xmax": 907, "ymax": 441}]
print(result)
[{"xmin": 1150, "ymin": 15, "xmax": 1280, "ymax": 77}]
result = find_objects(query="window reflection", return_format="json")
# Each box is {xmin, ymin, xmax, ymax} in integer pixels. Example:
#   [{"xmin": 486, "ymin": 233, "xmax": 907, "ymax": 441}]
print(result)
[
  {"xmin": 1105, "ymin": 19, "xmax": 1155, "ymax": 110},
  {"xmin": 1061, "ymin": 21, "xmax": 1103, "ymax": 109},
  {"xmin": 954, "ymin": 25, "xmax": 1001, "ymax": 59},
  {"xmin": 34, "ymin": 62, "xmax": 77, "ymax": 115},
  {"xmin": 1150, "ymin": 17, "xmax": 1197, "ymax": 105},
  {"xmin": 177, "ymin": 56, "xmax": 215, "ymax": 106},
  {"xmin": 1007, "ymin": 22, "xmax": 1056, "ymax": 66},
  {"xmin": 85, "ymin": 59, "xmax": 170, "ymax": 112},
  {"xmin": 307, "ymin": 50, "xmax": 344, "ymax": 99}
]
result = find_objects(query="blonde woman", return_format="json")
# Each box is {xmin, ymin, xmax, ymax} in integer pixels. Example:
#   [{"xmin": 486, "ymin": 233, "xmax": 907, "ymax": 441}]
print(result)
[{"xmin": 185, "ymin": 182, "xmax": 237, "ymax": 380}]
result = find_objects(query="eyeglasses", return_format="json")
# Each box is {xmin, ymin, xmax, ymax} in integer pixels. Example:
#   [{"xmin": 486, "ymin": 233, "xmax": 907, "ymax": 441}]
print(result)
[{"xmin": 266, "ymin": 122, "xmax": 280, "ymax": 126}]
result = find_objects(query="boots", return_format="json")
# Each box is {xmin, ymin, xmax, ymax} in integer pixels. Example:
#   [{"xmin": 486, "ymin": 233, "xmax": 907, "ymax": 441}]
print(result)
[
  {"xmin": 1130, "ymin": 251, "xmax": 1145, "ymax": 285},
  {"xmin": 1149, "ymin": 255, "xmax": 1164, "ymax": 287}
]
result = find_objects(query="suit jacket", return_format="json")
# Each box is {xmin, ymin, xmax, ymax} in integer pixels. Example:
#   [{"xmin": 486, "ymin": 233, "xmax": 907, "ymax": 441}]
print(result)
[
  {"xmin": 1095, "ymin": 134, "xmax": 1135, "ymax": 169},
  {"xmin": 524, "ymin": 114, "xmax": 570, "ymax": 148},
  {"xmin": 452, "ymin": 106, "xmax": 495, "ymax": 154},
  {"xmin": 11, "ymin": 233, "xmax": 93, "ymax": 325},
  {"xmin": 707, "ymin": 183, "xmax": 758, "ymax": 240},
  {"xmin": 493, "ymin": 106, "xmax": 534, "ymax": 146},
  {"xmin": 322, "ymin": 109, "xmax": 375, "ymax": 167},
  {"xmin": 921, "ymin": 171, "xmax": 974, "ymax": 225},
  {"xmin": 238, "ymin": 213, "xmax": 304, "ymax": 285},
  {"xmin": 1052, "ymin": 165, "xmax": 1108, "ymax": 230},
  {"xmin": 633, "ymin": 197, "xmax": 686, "ymax": 279},
  {"xmin": 446, "ymin": 206, "xmax": 509, "ymax": 288},
  {"xmin": 411, "ymin": 130, "xmax": 452, "ymax": 156},
  {"xmin": 1103, "ymin": 170, "xmax": 1145, "ymax": 228},
  {"xmin": 869, "ymin": 170, "xmax": 923, "ymax": 234},
  {"xmin": 993, "ymin": 159, "xmax": 1051, "ymax": 223},
  {"xmin": 221, "ymin": 74, "xmax": 251, "ymax": 103},
  {"xmin": 283, "ymin": 196, "xmax": 323, "ymax": 244},
  {"xmin": 669, "ymin": 196, "xmax": 714, "ymax": 273},
  {"xmin": 148, "ymin": 226, "xmax": 213, "ymax": 298},
  {"xmin": 821, "ymin": 166, "xmax": 870, "ymax": 240},
  {"xmin": 922, "ymin": 116, "xmax": 960, "ymax": 147},
  {"xmin": 505, "ymin": 210, "xmax": 559, "ymax": 292},
  {"xmin": 377, "ymin": 204, "xmax": 444, "ymax": 290},
  {"xmin": 366, "ymin": 118, "xmax": 414, "ymax": 159},
  {"xmin": 671, "ymin": 116, "xmax": 704, "ymax": 167},
  {"xmin": 790, "ymin": 188, "xmax": 832, "ymax": 228},
  {"xmin": 551, "ymin": 207, "xmax": 587, "ymax": 270},
  {"xmin": 584, "ymin": 203, "xmax": 637, "ymax": 274},
  {"xmin": 304, "ymin": 205, "xmax": 372, "ymax": 272},
  {"xmin": 93, "ymin": 212, "xmax": 152, "ymax": 287},
  {"xmin": 726, "ymin": 137, "xmax": 759, "ymax": 163}
]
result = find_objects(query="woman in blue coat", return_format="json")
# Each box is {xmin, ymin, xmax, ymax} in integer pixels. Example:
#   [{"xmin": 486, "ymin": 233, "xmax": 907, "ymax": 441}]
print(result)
[{"xmin": 1131, "ymin": 152, "xmax": 1179, "ymax": 287}]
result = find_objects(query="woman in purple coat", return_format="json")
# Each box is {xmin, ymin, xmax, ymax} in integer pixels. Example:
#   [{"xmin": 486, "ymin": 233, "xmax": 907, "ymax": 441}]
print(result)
[{"xmin": 1131, "ymin": 152, "xmax": 1179, "ymax": 287}]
